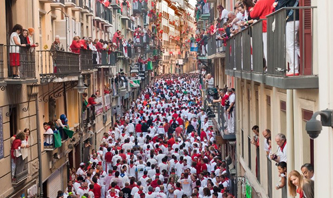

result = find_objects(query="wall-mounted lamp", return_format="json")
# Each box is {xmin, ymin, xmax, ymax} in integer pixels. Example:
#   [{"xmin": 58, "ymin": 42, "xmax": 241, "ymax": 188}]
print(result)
[
  {"xmin": 74, "ymin": 75, "xmax": 88, "ymax": 94},
  {"xmin": 305, "ymin": 109, "xmax": 333, "ymax": 139}
]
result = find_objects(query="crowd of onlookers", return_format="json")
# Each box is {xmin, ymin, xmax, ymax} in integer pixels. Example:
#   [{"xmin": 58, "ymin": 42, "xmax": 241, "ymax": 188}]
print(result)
[
  {"xmin": 194, "ymin": 0, "xmax": 301, "ymax": 76},
  {"xmin": 250, "ymin": 126, "xmax": 314, "ymax": 198}
]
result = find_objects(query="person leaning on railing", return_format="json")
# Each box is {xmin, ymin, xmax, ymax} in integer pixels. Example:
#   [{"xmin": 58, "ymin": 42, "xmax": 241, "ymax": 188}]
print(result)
[
  {"xmin": 9, "ymin": 24, "xmax": 26, "ymax": 78},
  {"xmin": 50, "ymin": 35, "xmax": 65, "ymax": 73},
  {"xmin": 10, "ymin": 131, "xmax": 26, "ymax": 180}
]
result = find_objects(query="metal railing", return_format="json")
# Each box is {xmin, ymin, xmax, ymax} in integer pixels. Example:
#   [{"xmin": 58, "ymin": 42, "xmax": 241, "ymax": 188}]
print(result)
[
  {"xmin": 121, "ymin": 3, "xmax": 130, "ymax": 17},
  {"xmin": 82, "ymin": 105, "xmax": 95, "ymax": 128},
  {"xmin": 5, "ymin": 45, "xmax": 36, "ymax": 79},
  {"xmin": 110, "ymin": 0, "xmax": 120, "ymax": 7},
  {"xmin": 133, "ymin": 1, "xmax": 142, "ymax": 13},
  {"xmin": 0, "ymin": 45, "xmax": 4, "ymax": 79},
  {"xmin": 54, "ymin": 0, "xmax": 65, "ymax": 4},
  {"xmin": 225, "ymin": 7, "xmax": 316, "ymax": 77},
  {"xmin": 65, "ymin": 0, "xmax": 76, "ymax": 4},
  {"xmin": 78, "ymin": 0, "xmax": 83, "ymax": 7},
  {"xmin": 44, "ymin": 134, "xmax": 55, "ymax": 150},
  {"xmin": 38, "ymin": 50, "xmax": 80, "ymax": 75},
  {"xmin": 11, "ymin": 156, "xmax": 28, "ymax": 185},
  {"xmin": 134, "ymin": 36, "xmax": 143, "ymax": 47}
]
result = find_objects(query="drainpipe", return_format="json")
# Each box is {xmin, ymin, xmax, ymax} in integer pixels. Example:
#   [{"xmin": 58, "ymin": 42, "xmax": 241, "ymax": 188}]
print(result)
[
  {"xmin": 35, "ymin": 96, "xmax": 43, "ymax": 198},
  {"xmin": 286, "ymin": 89, "xmax": 294, "ymax": 193}
]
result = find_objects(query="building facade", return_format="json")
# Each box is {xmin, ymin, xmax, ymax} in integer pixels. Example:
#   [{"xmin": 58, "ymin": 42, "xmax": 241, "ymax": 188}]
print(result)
[{"xmin": 196, "ymin": 0, "xmax": 333, "ymax": 197}]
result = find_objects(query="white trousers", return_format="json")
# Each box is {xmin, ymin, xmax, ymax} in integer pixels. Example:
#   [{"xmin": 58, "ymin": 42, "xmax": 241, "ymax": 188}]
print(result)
[
  {"xmin": 227, "ymin": 111, "xmax": 235, "ymax": 133},
  {"xmin": 263, "ymin": 32, "xmax": 267, "ymax": 67},
  {"xmin": 286, "ymin": 21, "xmax": 300, "ymax": 73}
]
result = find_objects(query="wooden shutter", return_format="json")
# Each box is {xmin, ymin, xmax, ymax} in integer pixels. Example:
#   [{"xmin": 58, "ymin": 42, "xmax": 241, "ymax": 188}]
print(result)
[{"xmin": 299, "ymin": 0, "xmax": 312, "ymax": 75}]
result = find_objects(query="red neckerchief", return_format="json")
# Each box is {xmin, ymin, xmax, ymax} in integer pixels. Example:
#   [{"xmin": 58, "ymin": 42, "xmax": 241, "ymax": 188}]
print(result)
[
  {"xmin": 142, "ymin": 175, "xmax": 148, "ymax": 178},
  {"xmin": 130, "ymin": 164, "xmax": 134, "ymax": 168},
  {"xmin": 109, "ymin": 192, "xmax": 117, "ymax": 197},
  {"xmin": 176, "ymin": 188, "xmax": 182, "ymax": 191},
  {"xmin": 148, "ymin": 192, "xmax": 153, "ymax": 195},
  {"xmin": 174, "ymin": 160, "xmax": 178, "ymax": 163},
  {"xmin": 122, "ymin": 134, "xmax": 126, "ymax": 137},
  {"xmin": 79, "ymin": 186, "xmax": 87, "ymax": 190},
  {"xmin": 137, "ymin": 190, "xmax": 143, "ymax": 194},
  {"xmin": 156, "ymin": 173, "xmax": 160, "ymax": 177},
  {"xmin": 179, "ymin": 160, "xmax": 183, "ymax": 164},
  {"xmin": 280, "ymin": 140, "xmax": 287, "ymax": 151}
]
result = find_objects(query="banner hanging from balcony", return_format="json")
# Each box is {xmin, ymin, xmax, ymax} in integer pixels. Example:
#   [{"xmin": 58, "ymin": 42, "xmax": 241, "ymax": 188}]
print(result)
[
  {"xmin": 147, "ymin": 61, "xmax": 153, "ymax": 70},
  {"xmin": 190, "ymin": 43, "xmax": 198, "ymax": 52},
  {"xmin": 129, "ymin": 80, "xmax": 140, "ymax": 88}
]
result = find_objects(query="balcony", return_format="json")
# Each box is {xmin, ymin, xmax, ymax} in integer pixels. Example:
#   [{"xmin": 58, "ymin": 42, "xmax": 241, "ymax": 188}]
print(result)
[
  {"xmin": 2, "ymin": 45, "xmax": 37, "ymax": 84},
  {"xmin": 134, "ymin": 36, "xmax": 144, "ymax": 47},
  {"xmin": 37, "ymin": 50, "xmax": 80, "ymax": 82},
  {"xmin": 50, "ymin": 0, "xmax": 65, "ymax": 8},
  {"xmin": 82, "ymin": 105, "xmax": 96, "ymax": 128},
  {"xmin": 121, "ymin": 5, "xmax": 130, "ymax": 20},
  {"xmin": 142, "ymin": 1, "xmax": 148, "ymax": 12},
  {"xmin": 110, "ymin": 0, "xmax": 121, "ymax": 9},
  {"xmin": 133, "ymin": 1, "xmax": 142, "ymax": 14},
  {"xmin": 95, "ymin": 1, "xmax": 112, "ymax": 24},
  {"xmin": 127, "ymin": 20, "xmax": 135, "ymax": 32},
  {"xmin": 0, "ymin": 45, "xmax": 6, "ymax": 86},
  {"xmin": 11, "ymin": 156, "xmax": 28, "ymax": 186},
  {"xmin": 65, "ymin": 0, "xmax": 76, "ymax": 7},
  {"xmin": 204, "ymin": 95, "xmax": 236, "ymax": 140},
  {"xmin": 206, "ymin": 33, "xmax": 226, "ymax": 59},
  {"xmin": 225, "ymin": 6, "xmax": 318, "ymax": 89}
]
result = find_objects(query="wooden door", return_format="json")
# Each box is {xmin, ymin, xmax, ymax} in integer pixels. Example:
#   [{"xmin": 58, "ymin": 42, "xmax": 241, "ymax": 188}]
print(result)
[{"xmin": 299, "ymin": 0, "xmax": 312, "ymax": 75}]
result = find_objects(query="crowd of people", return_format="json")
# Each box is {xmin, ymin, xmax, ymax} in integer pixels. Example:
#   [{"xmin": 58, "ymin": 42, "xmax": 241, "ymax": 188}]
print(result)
[
  {"xmin": 194, "ymin": 0, "xmax": 300, "ymax": 76},
  {"xmin": 53, "ymin": 74, "xmax": 235, "ymax": 198},
  {"xmin": 250, "ymin": 127, "xmax": 315, "ymax": 198}
]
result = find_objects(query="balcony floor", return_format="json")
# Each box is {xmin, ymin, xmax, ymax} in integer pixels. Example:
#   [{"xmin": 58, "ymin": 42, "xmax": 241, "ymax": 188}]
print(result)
[
  {"xmin": 225, "ymin": 69, "xmax": 319, "ymax": 89},
  {"xmin": 5, "ymin": 78, "xmax": 38, "ymax": 85}
]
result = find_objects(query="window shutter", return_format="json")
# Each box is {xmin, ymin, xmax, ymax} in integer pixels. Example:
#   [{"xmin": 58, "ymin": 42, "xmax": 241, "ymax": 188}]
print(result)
[{"xmin": 299, "ymin": 0, "xmax": 312, "ymax": 75}]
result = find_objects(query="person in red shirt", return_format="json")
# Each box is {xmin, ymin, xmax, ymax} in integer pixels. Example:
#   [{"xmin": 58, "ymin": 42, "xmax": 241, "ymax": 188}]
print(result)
[
  {"xmin": 250, "ymin": 0, "xmax": 275, "ymax": 68},
  {"xmin": 167, "ymin": 136, "xmax": 175, "ymax": 146},
  {"xmin": 70, "ymin": 36, "xmax": 81, "ymax": 54},
  {"xmin": 176, "ymin": 115, "xmax": 184, "ymax": 126},
  {"xmin": 92, "ymin": 176, "xmax": 101, "ymax": 198},
  {"xmin": 136, "ymin": 121, "xmax": 142, "ymax": 133},
  {"xmin": 119, "ymin": 149, "xmax": 126, "ymax": 161},
  {"xmin": 200, "ymin": 129, "xmax": 207, "ymax": 141},
  {"xmin": 80, "ymin": 38, "xmax": 87, "ymax": 50},
  {"xmin": 105, "ymin": 147, "xmax": 113, "ymax": 171}
]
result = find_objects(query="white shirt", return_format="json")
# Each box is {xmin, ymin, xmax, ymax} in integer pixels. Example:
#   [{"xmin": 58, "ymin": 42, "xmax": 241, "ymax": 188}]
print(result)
[
  {"xmin": 10, "ymin": 32, "xmax": 20, "ymax": 53},
  {"xmin": 277, "ymin": 142, "xmax": 287, "ymax": 162}
]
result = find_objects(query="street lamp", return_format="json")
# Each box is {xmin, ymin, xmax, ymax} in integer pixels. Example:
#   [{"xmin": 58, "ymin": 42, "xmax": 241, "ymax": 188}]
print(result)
[{"xmin": 74, "ymin": 75, "xmax": 88, "ymax": 93}]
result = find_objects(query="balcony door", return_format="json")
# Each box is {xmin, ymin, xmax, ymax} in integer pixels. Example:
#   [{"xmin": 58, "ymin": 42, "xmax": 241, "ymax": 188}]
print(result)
[{"xmin": 299, "ymin": 0, "xmax": 312, "ymax": 75}]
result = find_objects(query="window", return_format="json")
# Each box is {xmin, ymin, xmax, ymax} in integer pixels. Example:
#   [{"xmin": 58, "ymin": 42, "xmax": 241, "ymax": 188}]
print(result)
[
  {"xmin": 302, "ymin": 109, "xmax": 314, "ymax": 165},
  {"xmin": 266, "ymin": 95, "xmax": 271, "ymax": 129},
  {"xmin": 280, "ymin": 101, "xmax": 287, "ymax": 133},
  {"xmin": 9, "ymin": 106, "xmax": 18, "ymax": 137}
]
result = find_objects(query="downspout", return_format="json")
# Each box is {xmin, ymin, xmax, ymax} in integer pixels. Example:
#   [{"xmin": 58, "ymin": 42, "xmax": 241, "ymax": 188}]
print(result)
[
  {"xmin": 35, "ymin": 96, "xmax": 43, "ymax": 198},
  {"xmin": 286, "ymin": 89, "xmax": 294, "ymax": 197}
]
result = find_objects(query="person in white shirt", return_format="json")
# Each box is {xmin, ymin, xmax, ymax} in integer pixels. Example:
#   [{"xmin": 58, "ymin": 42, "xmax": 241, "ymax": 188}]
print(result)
[
  {"xmin": 226, "ymin": 89, "xmax": 235, "ymax": 134},
  {"xmin": 179, "ymin": 173, "xmax": 192, "ymax": 196},
  {"xmin": 270, "ymin": 133, "xmax": 287, "ymax": 163},
  {"xmin": 173, "ymin": 182, "xmax": 184, "ymax": 198}
]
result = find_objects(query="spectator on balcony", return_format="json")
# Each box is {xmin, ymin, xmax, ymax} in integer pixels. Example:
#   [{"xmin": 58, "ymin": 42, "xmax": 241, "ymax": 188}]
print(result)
[
  {"xmin": 21, "ymin": 128, "xmax": 31, "ymax": 148},
  {"xmin": 270, "ymin": 133, "xmax": 287, "ymax": 162},
  {"xmin": 275, "ymin": 162, "xmax": 287, "ymax": 190},
  {"xmin": 88, "ymin": 94, "xmax": 102, "ymax": 107},
  {"xmin": 288, "ymin": 170, "xmax": 314, "ymax": 198},
  {"xmin": 50, "ymin": 35, "xmax": 65, "ymax": 55},
  {"xmin": 70, "ymin": 36, "xmax": 82, "ymax": 54},
  {"xmin": 205, "ymin": 74, "xmax": 214, "ymax": 89},
  {"xmin": 112, "ymin": 30, "xmax": 121, "ymax": 46},
  {"xmin": 249, "ymin": 0, "xmax": 275, "ymax": 70},
  {"xmin": 251, "ymin": 125, "xmax": 260, "ymax": 146},
  {"xmin": 27, "ymin": 28, "xmax": 38, "ymax": 52},
  {"xmin": 301, "ymin": 163, "xmax": 315, "ymax": 181},
  {"xmin": 43, "ymin": 122, "xmax": 54, "ymax": 146},
  {"xmin": 10, "ymin": 131, "xmax": 26, "ymax": 180},
  {"xmin": 10, "ymin": 24, "xmax": 27, "ymax": 78},
  {"xmin": 217, "ymin": 5, "xmax": 229, "ymax": 25},
  {"xmin": 80, "ymin": 37, "xmax": 88, "ymax": 50},
  {"xmin": 262, "ymin": 129, "xmax": 271, "ymax": 156},
  {"xmin": 273, "ymin": 0, "xmax": 300, "ymax": 76},
  {"xmin": 226, "ymin": 88, "xmax": 235, "ymax": 134}
]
